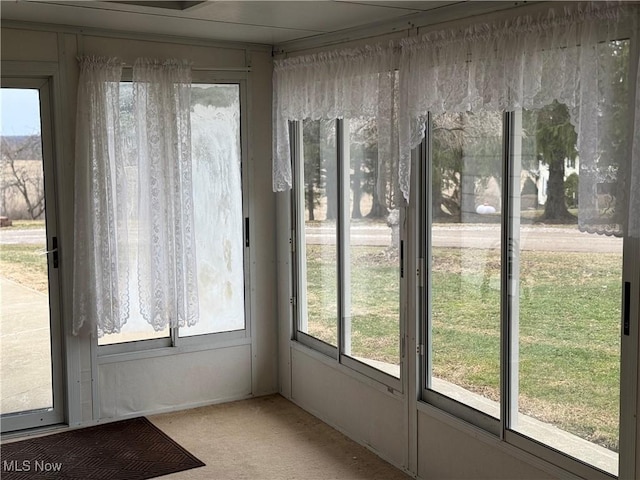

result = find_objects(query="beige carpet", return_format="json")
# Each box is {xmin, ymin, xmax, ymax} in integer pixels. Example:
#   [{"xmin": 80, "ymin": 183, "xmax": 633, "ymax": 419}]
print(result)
[{"xmin": 150, "ymin": 394, "xmax": 412, "ymax": 480}]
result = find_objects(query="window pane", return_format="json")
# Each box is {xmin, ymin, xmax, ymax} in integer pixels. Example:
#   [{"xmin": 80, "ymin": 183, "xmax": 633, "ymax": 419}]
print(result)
[
  {"xmin": 0, "ymin": 88, "xmax": 53, "ymax": 413},
  {"xmin": 99, "ymin": 83, "xmax": 246, "ymax": 345},
  {"xmin": 180, "ymin": 84, "xmax": 245, "ymax": 337},
  {"xmin": 510, "ymin": 103, "xmax": 622, "ymax": 476},
  {"xmin": 297, "ymin": 119, "xmax": 338, "ymax": 347},
  {"xmin": 343, "ymin": 117, "xmax": 400, "ymax": 377},
  {"xmin": 428, "ymin": 111, "xmax": 503, "ymax": 418}
]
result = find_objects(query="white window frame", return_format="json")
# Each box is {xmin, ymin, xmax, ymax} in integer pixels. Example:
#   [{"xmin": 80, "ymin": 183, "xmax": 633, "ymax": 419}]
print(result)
[
  {"xmin": 97, "ymin": 73, "xmax": 251, "ymax": 357},
  {"xmin": 419, "ymin": 108, "xmax": 639, "ymax": 479},
  {"xmin": 291, "ymin": 119, "xmax": 405, "ymax": 392}
]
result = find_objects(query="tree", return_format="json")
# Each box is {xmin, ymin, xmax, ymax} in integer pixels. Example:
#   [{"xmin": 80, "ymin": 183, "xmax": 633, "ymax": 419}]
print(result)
[
  {"xmin": 1, "ymin": 135, "xmax": 45, "ymax": 220},
  {"xmin": 348, "ymin": 118, "xmax": 386, "ymax": 219},
  {"xmin": 598, "ymin": 40, "xmax": 630, "ymax": 226},
  {"xmin": 529, "ymin": 101, "xmax": 578, "ymax": 223},
  {"xmin": 431, "ymin": 111, "xmax": 504, "ymax": 222},
  {"xmin": 564, "ymin": 172, "xmax": 579, "ymax": 208},
  {"xmin": 302, "ymin": 120, "xmax": 321, "ymax": 221},
  {"xmin": 301, "ymin": 120, "xmax": 337, "ymax": 221}
]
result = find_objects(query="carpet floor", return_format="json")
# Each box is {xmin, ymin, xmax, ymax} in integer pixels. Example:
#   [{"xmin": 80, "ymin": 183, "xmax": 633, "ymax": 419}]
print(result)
[{"xmin": 149, "ymin": 394, "xmax": 413, "ymax": 479}]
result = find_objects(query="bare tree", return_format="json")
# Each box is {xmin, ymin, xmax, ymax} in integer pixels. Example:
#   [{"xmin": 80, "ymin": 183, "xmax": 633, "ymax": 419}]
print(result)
[{"xmin": 1, "ymin": 135, "xmax": 45, "ymax": 220}]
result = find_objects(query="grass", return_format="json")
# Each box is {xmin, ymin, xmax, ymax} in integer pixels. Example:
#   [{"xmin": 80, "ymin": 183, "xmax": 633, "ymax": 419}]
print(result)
[
  {"xmin": 304, "ymin": 238, "xmax": 622, "ymax": 452},
  {"xmin": 2, "ymin": 219, "xmax": 46, "ymax": 230},
  {"xmin": 0, "ymin": 243, "xmax": 49, "ymax": 293},
  {"xmin": 304, "ymin": 245, "xmax": 400, "ymax": 363},
  {"xmin": 3, "ymin": 219, "xmax": 622, "ymax": 452}
]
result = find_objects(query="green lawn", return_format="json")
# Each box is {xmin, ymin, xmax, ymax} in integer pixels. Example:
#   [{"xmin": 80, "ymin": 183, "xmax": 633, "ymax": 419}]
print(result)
[
  {"xmin": 304, "ymin": 243, "xmax": 622, "ymax": 452},
  {"xmin": 0, "ymin": 243, "xmax": 49, "ymax": 293},
  {"xmin": 304, "ymin": 245, "xmax": 400, "ymax": 363},
  {"xmin": 2, "ymin": 219, "xmax": 46, "ymax": 230},
  {"xmin": 3, "ymin": 223, "xmax": 622, "ymax": 451}
]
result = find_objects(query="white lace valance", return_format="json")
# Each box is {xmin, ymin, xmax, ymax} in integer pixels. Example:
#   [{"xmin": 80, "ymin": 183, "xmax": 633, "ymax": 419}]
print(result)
[
  {"xmin": 273, "ymin": 45, "xmax": 401, "ymax": 199},
  {"xmin": 273, "ymin": 2, "xmax": 639, "ymax": 237}
]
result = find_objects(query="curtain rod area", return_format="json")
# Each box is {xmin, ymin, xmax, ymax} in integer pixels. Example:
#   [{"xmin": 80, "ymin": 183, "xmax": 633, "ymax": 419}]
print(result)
[{"xmin": 120, "ymin": 64, "xmax": 251, "ymax": 72}]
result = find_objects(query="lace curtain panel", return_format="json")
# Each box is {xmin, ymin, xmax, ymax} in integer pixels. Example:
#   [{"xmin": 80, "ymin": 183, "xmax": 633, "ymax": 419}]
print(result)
[
  {"xmin": 133, "ymin": 59, "xmax": 199, "ymax": 331},
  {"xmin": 273, "ymin": 2, "xmax": 639, "ymax": 238},
  {"xmin": 73, "ymin": 57, "xmax": 128, "ymax": 337},
  {"xmin": 73, "ymin": 57, "xmax": 199, "ymax": 337}
]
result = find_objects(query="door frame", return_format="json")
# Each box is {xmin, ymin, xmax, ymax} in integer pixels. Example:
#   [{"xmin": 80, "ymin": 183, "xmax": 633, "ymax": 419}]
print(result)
[{"xmin": 1, "ymin": 67, "xmax": 68, "ymax": 433}]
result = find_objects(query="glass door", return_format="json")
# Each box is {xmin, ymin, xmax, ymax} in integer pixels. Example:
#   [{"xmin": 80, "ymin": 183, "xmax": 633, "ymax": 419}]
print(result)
[{"xmin": 1, "ymin": 78, "xmax": 64, "ymax": 432}]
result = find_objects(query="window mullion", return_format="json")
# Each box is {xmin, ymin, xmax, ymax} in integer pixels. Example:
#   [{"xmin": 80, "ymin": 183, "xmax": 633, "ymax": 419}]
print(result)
[
  {"xmin": 291, "ymin": 121, "xmax": 308, "ymax": 336},
  {"xmin": 423, "ymin": 115, "xmax": 433, "ymax": 390},
  {"xmin": 501, "ymin": 110, "xmax": 522, "ymax": 436},
  {"xmin": 336, "ymin": 119, "xmax": 351, "ymax": 358}
]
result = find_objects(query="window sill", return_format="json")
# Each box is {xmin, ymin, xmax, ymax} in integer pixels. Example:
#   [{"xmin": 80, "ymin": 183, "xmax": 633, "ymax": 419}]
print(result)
[
  {"xmin": 426, "ymin": 378, "xmax": 617, "ymax": 475},
  {"xmin": 417, "ymin": 382, "xmax": 617, "ymax": 480},
  {"xmin": 290, "ymin": 340, "xmax": 404, "ymax": 399},
  {"xmin": 97, "ymin": 336, "xmax": 251, "ymax": 365}
]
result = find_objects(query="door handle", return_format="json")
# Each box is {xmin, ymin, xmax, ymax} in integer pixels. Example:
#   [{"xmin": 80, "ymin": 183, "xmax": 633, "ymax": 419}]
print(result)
[
  {"xmin": 623, "ymin": 281, "xmax": 630, "ymax": 336},
  {"xmin": 39, "ymin": 237, "xmax": 59, "ymax": 268}
]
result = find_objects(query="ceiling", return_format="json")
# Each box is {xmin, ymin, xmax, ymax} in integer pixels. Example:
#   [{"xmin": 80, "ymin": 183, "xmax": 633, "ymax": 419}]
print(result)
[{"xmin": 0, "ymin": 0, "xmax": 476, "ymax": 47}]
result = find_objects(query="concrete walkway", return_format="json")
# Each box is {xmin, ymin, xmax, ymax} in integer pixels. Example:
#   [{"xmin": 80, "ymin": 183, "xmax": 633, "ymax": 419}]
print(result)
[{"xmin": 0, "ymin": 276, "xmax": 53, "ymax": 415}]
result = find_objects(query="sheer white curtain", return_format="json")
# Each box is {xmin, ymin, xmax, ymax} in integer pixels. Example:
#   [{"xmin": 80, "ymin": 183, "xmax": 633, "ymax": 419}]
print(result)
[
  {"xmin": 273, "ymin": 2, "xmax": 639, "ymax": 237},
  {"xmin": 73, "ymin": 57, "xmax": 129, "ymax": 336},
  {"xmin": 133, "ymin": 59, "xmax": 198, "ymax": 331},
  {"xmin": 272, "ymin": 46, "xmax": 400, "ymax": 199},
  {"xmin": 73, "ymin": 57, "xmax": 199, "ymax": 337}
]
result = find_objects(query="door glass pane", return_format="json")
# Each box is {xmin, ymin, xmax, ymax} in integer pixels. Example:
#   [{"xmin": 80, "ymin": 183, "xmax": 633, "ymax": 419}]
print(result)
[
  {"xmin": 297, "ymin": 119, "xmax": 338, "ymax": 347},
  {"xmin": 180, "ymin": 84, "xmax": 245, "ymax": 337},
  {"xmin": 0, "ymin": 88, "xmax": 53, "ymax": 414},
  {"xmin": 343, "ymin": 117, "xmax": 400, "ymax": 377},
  {"xmin": 510, "ymin": 101, "xmax": 622, "ymax": 476},
  {"xmin": 429, "ymin": 111, "xmax": 503, "ymax": 418}
]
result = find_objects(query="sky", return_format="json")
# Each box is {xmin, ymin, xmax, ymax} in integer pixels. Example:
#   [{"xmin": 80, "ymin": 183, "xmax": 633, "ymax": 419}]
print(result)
[{"xmin": 0, "ymin": 88, "xmax": 42, "ymax": 136}]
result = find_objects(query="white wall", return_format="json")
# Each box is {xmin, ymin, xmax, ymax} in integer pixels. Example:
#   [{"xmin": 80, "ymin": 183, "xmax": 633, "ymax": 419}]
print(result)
[
  {"xmin": 1, "ymin": 24, "xmax": 277, "ymax": 424},
  {"xmin": 417, "ymin": 409, "xmax": 555, "ymax": 480},
  {"xmin": 291, "ymin": 347, "xmax": 406, "ymax": 468}
]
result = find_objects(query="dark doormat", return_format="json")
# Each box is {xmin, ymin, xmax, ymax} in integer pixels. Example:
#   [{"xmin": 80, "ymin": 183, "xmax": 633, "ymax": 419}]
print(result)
[{"xmin": 0, "ymin": 417, "xmax": 205, "ymax": 480}]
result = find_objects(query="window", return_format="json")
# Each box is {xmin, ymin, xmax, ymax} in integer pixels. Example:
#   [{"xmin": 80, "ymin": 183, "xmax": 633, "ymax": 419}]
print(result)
[
  {"xmin": 507, "ymin": 106, "xmax": 623, "ymax": 475},
  {"xmin": 293, "ymin": 119, "xmax": 339, "ymax": 351},
  {"xmin": 425, "ymin": 111, "xmax": 503, "ymax": 423},
  {"xmin": 275, "ymin": 4, "xmax": 638, "ymax": 476},
  {"xmin": 422, "ymin": 104, "xmax": 626, "ymax": 477},
  {"xmin": 292, "ymin": 117, "xmax": 402, "ymax": 387},
  {"xmin": 99, "ymin": 82, "xmax": 246, "ymax": 346}
]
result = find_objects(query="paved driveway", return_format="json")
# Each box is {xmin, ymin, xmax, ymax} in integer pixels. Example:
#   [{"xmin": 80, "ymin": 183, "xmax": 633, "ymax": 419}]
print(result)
[
  {"xmin": 0, "ymin": 276, "xmax": 53, "ymax": 415},
  {"xmin": 304, "ymin": 223, "xmax": 622, "ymax": 253},
  {"xmin": 0, "ymin": 228, "xmax": 46, "ymax": 245}
]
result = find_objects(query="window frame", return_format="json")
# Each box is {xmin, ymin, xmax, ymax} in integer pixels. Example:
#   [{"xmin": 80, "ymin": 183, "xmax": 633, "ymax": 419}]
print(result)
[
  {"xmin": 98, "ymin": 73, "xmax": 251, "ymax": 356},
  {"xmin": 290, "ymin": 118, "xmax": 405, "ymax": 393},
  {"xmin": 419, "ymin": 108, "xmax": 636, "ymax": 479}
]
